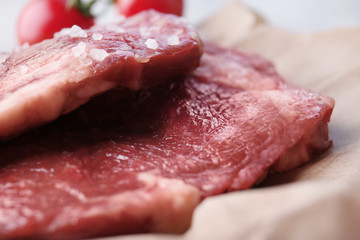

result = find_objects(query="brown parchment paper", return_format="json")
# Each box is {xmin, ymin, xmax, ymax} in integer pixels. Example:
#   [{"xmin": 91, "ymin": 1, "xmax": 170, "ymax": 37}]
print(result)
[{"xmin": 99, "ymin": 2, "xmax": 360, "ymax": 240}]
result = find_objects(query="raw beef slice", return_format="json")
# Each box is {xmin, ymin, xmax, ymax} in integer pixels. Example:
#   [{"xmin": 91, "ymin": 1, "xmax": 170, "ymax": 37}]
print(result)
[
  {"xmin": 0, "ymin": 10, "xmax": 202, "ymax": 140},
  {"xmin": 0, "ymin": 43, "xmax": 334, "ymax": 239}
]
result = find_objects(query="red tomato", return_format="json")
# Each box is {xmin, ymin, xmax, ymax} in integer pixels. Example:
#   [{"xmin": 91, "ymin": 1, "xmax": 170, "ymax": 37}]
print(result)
[
  {"xmin": 17, "ymin": 0, "xmax": 94, "ymax": 45},
  {"xmin": 116, "ymin": 0, "xmax": 183, "ymax": 17}
]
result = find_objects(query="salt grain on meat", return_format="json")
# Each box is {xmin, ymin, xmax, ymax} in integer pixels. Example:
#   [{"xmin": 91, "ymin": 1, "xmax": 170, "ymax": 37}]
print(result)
[
  {"xmin": 89, "ymin": 48, "xmax": 109, "ymax": 61},
  {"xmin": 145, "ymin": 39, "xmax": 159, "ymax": 50},
  {"xmin": 71, "ymin": 42, "xmax": 86, "ymax": 57}
]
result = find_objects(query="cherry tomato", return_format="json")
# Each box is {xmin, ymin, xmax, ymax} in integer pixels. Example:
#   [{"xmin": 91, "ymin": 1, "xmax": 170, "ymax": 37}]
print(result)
[
  {"xmin": 17, "ymin": 0, "xmax": 94, "ymax": 45},
  {"xmin": 116, "ymin": 0, "xmax": 183, "ymax": 17}
]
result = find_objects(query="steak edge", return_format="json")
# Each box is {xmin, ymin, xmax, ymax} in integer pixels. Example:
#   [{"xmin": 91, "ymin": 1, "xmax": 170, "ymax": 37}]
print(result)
[{"xmin": 0, "ymin": 10, "xmax": 202, "ymax": 140}]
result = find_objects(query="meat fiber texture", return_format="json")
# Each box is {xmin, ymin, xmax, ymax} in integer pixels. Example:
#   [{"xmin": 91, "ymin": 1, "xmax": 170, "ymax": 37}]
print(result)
[
  {"xmin": 0, "ymin": 43, "xmax": 334, "ymax": 239},
  {"xmin": 0, "ymin": 10, "xmax": 202, "ymax": 140}
]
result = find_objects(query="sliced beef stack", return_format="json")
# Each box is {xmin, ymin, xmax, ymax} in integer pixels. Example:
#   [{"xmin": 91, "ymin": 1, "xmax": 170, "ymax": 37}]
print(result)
[{"xmin": 0, "ymin": 11, "xmax": 334, "ymax": 240}]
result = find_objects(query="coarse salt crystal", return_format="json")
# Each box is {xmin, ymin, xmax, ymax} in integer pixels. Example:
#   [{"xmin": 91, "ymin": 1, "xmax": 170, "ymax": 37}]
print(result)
[
  {"xmin": 69, "ymin": 25, "xmax": 88, "ymax": 38},
  {"xmin": 20, "ymin": 65, "xmax": 28, "ymax": 74},
  {"xmin": 71, "ymin": 42, "xmax": 86, "ymax": 57},
  {"xmin": 167, "ymin": 35, "xmax": 180, "ymax": 46},
  {"xmin": 90, "ymin": 49, "xmax": 109, "ymax": 61},
  {"xmin": 145, "ymin": 39, "xmax": 158, "ymax": 50},
  {"xmin": 54, "ymin": 25, "xmax": 87, "ymax": 38},
  {"xmin": 92, "ymin": 33, "xmax": 103, "ymax": 41}
]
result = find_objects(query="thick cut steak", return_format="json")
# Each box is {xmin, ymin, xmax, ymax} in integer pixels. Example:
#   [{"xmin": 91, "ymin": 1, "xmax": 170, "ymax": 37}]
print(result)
[
  {"xmin": 0, "ymin": 43, "xmax": 334, "ymax": 239},
  {"xmin": 0, "ymin": 10, "xmax": 202, "ymax": 140}
]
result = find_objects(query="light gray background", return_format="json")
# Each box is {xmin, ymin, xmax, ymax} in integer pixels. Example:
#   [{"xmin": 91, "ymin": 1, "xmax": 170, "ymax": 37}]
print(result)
[{"xmin": 1, "ymin": 0, "xmax": 360, "ymax": 51}]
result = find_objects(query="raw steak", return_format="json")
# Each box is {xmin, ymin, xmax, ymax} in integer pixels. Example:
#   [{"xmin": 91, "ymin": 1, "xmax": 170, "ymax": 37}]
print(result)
[
  {"xmin": 0, "ymin": 43, "xmax": 334, "ymax": 239},
  {"xmin": 0, "ymin": 10, "xmax": 202, "ymax": 140}
]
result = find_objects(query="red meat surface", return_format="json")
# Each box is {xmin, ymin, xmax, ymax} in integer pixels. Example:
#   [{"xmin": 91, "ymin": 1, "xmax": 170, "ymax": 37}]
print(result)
[
  {"xmin": 0, "ymin": 10, "xmax": 202, "ymax": 140},
  {"xmin": 0, "ymin": 43, "xmax": 334, "ymax": 239}
]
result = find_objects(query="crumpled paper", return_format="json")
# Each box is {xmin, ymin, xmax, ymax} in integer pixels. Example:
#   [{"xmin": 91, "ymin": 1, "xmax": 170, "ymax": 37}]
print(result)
[{"xmin": 99, "ymin": 2, "xmax": 360, "ymax": 240}]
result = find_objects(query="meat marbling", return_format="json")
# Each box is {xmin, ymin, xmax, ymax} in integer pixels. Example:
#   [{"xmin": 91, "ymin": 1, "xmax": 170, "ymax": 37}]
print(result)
[
  {"xmin": 0, "ymin": 10, "xmax": 202, "ymax": 140},
  {"xmin": 0, "ymin": 43, "xmax": 334, "ymax": 239}
]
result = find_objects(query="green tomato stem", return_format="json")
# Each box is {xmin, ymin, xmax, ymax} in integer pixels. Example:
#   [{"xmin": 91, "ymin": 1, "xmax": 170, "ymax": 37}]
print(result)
[{"xmin": 67, "ymin": 0, "xmax": 96, "ymax": 18}]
